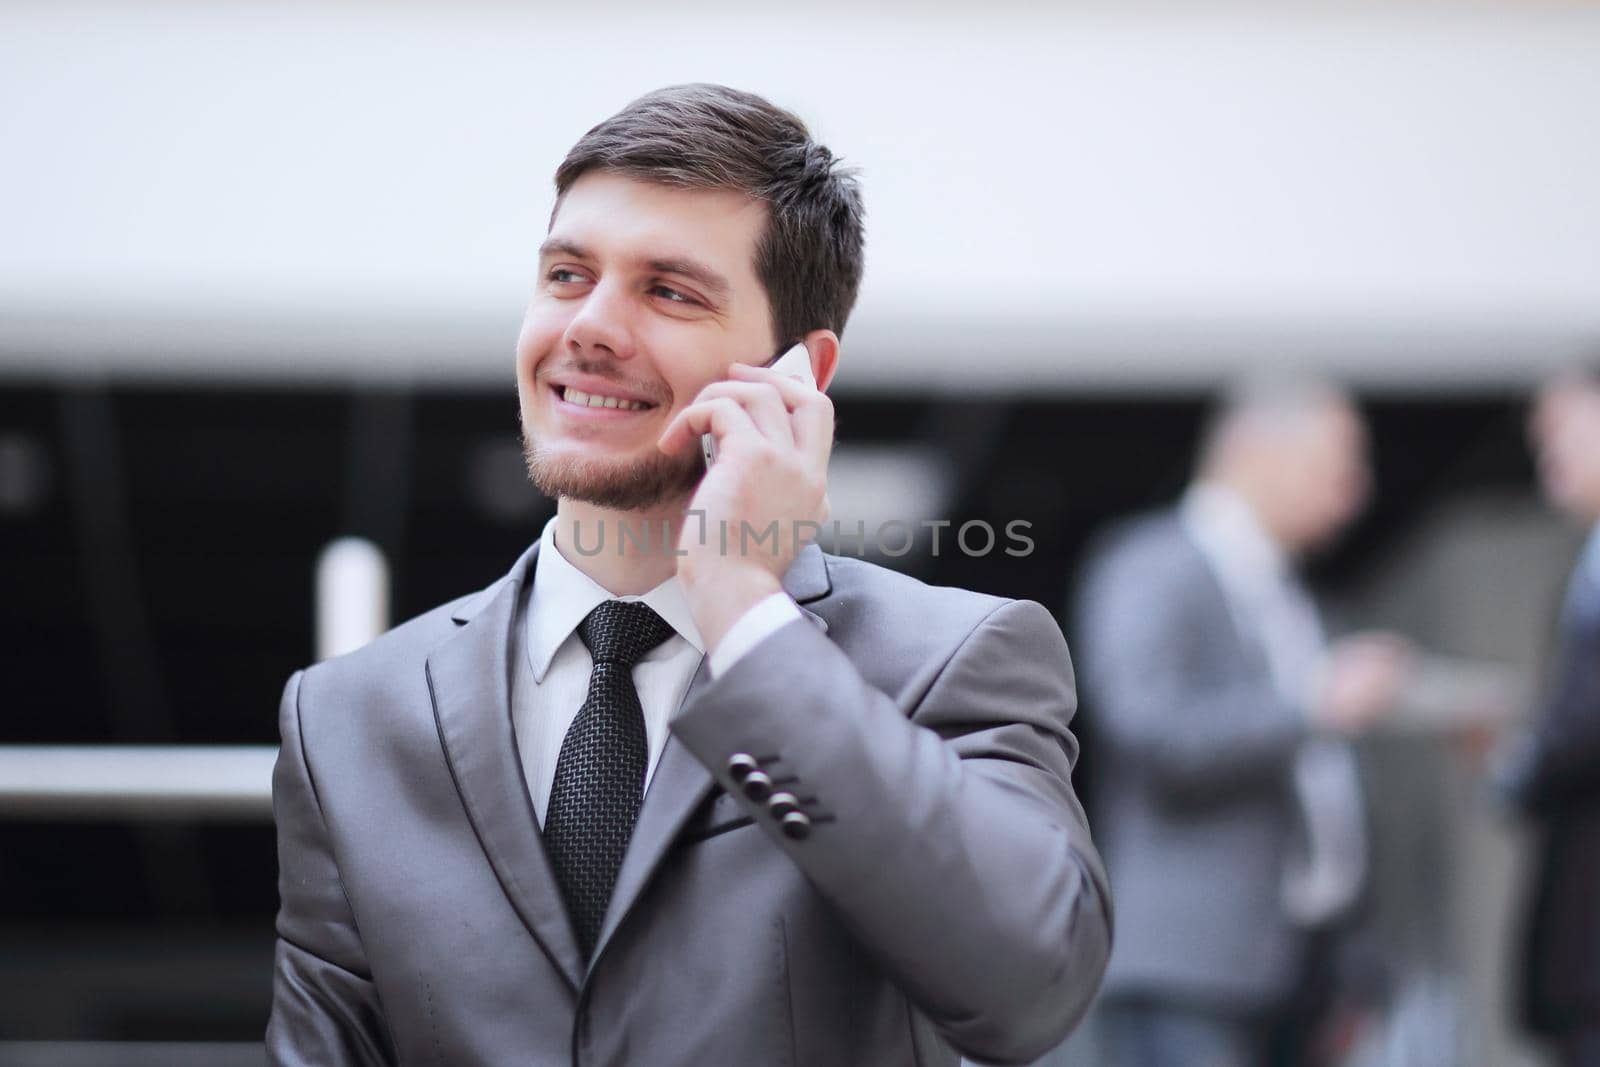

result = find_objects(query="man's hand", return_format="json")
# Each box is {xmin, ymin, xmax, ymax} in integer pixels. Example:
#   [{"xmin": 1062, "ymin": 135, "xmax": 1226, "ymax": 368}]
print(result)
[
  {"xmin": 657, "ymin": 361, "xmax": 833, "ymax": 651},
  {"xmin": 1311, "ymin": 632, "xmax": 1414, "ymax": 736}
]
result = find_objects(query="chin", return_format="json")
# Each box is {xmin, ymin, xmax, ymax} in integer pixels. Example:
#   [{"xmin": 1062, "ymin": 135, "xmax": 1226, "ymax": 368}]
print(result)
[
  {"xmin": 522, "ymin": 436, "xmax": 700, "ymax": 512},
  {"xmin": 1553, "ymin": 486, "xmax": 1600, "ymax": 523},
  {"xmin": 1297, "ymin": 521, "xmax": 1345, "ymax": 556}
]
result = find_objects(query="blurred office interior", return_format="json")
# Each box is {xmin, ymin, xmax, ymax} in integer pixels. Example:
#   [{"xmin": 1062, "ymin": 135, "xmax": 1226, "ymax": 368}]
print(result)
[{"xmin": 2, "ymin": 2, "xmax": 1598, "ymax": 1064}]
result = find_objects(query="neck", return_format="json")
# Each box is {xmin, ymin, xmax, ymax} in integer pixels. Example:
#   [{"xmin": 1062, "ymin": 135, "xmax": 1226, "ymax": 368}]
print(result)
[{"xmin": 551, "ymin": 494, "xmax": 694, "ymax": 596}]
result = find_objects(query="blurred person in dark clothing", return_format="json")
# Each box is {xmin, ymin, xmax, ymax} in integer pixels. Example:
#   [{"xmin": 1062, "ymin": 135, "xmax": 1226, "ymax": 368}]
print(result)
[
  {"xmin": 1075, "ymin": 380, "xmax": 1411, "ymax": 1067},
  {"xmin": 1502, "ymin": 365, "xmax": 1600, "ymax": 1067}
]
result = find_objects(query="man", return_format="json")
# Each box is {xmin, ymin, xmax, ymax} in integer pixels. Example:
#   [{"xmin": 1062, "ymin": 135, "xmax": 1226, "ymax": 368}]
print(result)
[
  {"xmin": 266, "ymin": 84, "xmax": 1111, "ymax": 1066},
  {"xmin": 1503, "ymin": 366, "xmax": 1600, "ymax": 1067},
  {"xmin": 1074, "ymin": 381, "xmax": 1409, "ymax": 1067}
]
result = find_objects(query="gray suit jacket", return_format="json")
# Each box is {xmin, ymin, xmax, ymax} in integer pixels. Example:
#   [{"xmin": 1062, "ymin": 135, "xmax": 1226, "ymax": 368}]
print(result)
[
  {"xmin": 267, "ymin": 541, "xmax": 1111, "ymax": 1066},
  {"xmin": 1075, "ymin": 512, "xmax": 1312, "ymax": 1011}
]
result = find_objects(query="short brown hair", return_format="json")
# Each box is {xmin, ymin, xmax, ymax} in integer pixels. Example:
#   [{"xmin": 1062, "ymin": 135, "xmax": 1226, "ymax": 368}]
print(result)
[{"xmin": 553, "ymin": 83, "xmax": 866, "ymax": 348}]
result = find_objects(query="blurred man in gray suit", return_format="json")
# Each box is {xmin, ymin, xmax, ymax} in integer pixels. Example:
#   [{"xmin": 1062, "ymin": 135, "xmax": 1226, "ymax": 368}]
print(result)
[
  {"xmin": 1075, "ymin": 381, "xmax": 1409, "ymax": 1067},
  {"xmin": 266, "ymin": 84, "xmax": 1111, "ymax": 1065},
  {"xmin": 1503, "ymin": 366, "xmax": 1600, "ymax": 1067}
]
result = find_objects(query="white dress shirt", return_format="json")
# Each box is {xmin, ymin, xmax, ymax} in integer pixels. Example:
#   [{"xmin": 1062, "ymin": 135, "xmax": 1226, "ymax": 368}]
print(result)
[
  {"xmin": 514, "ymin": 516, "xmax": 802, "ymax": 826},
  {"xmin": 1180, "ymin": 483, "xmax": 1367, "ymax": 926}
]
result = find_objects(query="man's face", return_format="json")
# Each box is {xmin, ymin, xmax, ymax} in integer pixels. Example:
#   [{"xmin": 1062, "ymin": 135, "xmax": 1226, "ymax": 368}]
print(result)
[
  {"xmin": 517, "ymin": 171, "xmax": 776, "ymax": 510},
  {"xmin": 1273, "ymin": 401, "xmax": 1372, "ymax": 553},
  {"xmin": 1530, "ymin": 377, "xmax": 1600, "ymax": 521}
]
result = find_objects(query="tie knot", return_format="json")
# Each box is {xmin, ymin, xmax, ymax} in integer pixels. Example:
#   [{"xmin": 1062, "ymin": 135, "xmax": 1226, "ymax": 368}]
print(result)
[{"xmin": 578, "ymin": 600, "xmax": 676, "ymax": 667}]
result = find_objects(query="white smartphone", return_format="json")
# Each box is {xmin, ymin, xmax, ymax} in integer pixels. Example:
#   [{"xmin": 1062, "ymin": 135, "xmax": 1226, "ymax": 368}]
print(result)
[{"xmin": 700, "ymin": 342, "xmax": 817, "ymax": 467}]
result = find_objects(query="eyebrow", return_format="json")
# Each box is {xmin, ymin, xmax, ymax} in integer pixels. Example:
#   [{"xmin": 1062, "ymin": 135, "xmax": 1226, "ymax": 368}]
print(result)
[
  {"xmin": 538, "ymin": 238, "xmax": 732, "ymax": 302},
  {"xmin": 538, "ymin": 237, "xmax": 590, "ymax": 262},
  {"xmin": 643, "ymin": 257, "xmax": 732, "ymax": 302}
]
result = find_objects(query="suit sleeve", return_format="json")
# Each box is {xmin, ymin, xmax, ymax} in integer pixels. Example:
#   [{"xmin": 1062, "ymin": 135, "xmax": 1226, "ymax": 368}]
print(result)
[
  {"xmin": 1073, "ymin": 541, "xmax": 1307, "ymax": 802},
  {"xmin": 671, "ymin": 599, "xmax": 1113, "ymax": 1066},
  {"xmin": 266, "ymin": 670, "xmax": 397, "ymax": 1066},
  {"xmin": 1504, "ymin": 618, "xmax": 1600, "ymax": 814}
]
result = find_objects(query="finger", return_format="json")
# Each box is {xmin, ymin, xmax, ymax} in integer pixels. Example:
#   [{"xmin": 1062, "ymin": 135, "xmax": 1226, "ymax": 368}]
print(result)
[
  {"xmin": 729, "ymin": 359, "xmax": 813, "ymax": 403},
  {"xmin": 658, "ymin": 396, "xmax": 761, "ymax": 456},
  {"xmin": 789, "ymin": 393, "xmax": 835, "ymax": 458},
  {"xmin": 731, "ymin": 363, "xmax": 833, "ymax": 455},
  {"xmin": 690, "ymin": 380, "xmax": 795, "ymax": 448}
]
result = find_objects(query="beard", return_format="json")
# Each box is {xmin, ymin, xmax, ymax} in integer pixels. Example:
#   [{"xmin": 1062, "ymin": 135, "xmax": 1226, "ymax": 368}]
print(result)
[{"xmin": 522, "ymin": 424, "xmax": 703, "ymax": 511}]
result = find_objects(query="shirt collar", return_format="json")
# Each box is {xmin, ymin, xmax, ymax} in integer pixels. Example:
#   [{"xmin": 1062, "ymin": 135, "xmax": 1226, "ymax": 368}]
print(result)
[
  {"xmin": 1179, "ymin": 482, "xmax": 1291, "ymax": 590},
  {"xmin": 526, "ymin": 515, "xmax": 705, "ymax": 683}
]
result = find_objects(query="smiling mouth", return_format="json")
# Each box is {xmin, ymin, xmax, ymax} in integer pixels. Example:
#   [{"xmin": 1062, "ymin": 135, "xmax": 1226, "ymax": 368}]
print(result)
[{"xmin": 555, "ymin": 385, "xmax": 657, "ymax": 412}]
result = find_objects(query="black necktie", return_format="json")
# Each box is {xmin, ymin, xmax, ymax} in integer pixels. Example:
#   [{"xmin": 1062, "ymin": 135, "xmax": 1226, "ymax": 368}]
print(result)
[{"xmin": 543, "ymin": 600, "xmax": 676, "ymax": 959}]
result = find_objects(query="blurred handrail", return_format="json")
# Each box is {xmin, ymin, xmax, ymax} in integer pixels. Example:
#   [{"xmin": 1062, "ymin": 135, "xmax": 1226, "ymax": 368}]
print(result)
[
  {"xmin": 0, "ymin": 745, "xmax": 276, "ymax": 820},
  {"xmin": 0, "ymin": 1041, "xmax": 268, "ymax": 1066}
]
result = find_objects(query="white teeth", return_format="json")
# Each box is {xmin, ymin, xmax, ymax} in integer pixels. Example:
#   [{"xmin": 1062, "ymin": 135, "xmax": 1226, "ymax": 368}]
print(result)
[{"xmin": 563, "ymin": 387, "xmax": 648, "ymax": 411}]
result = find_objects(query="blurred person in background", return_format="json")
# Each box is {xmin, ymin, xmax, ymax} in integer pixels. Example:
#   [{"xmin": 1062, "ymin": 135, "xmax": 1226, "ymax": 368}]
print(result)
[
  {"xmin": 1074, "ymin": 380, "xmax": 1411, "ymax": 1067},
  {"xmin": 1500, "ymin": 364, "xmax": 1600, "ymax": 1067},
  {"xmin": 266, "ymin": 84, "xmax": 1111, "ymax": 1065}
]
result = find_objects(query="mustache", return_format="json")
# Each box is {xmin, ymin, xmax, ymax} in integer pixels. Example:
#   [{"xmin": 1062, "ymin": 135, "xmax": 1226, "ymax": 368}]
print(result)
[{"xmin": 537, "ymin": 357, "xmax": 672, "ymax": 406}]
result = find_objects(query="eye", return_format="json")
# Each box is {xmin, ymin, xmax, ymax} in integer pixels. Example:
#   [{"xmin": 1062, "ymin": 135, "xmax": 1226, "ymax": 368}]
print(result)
[
  {"xmin": 649, "ymin": 284, "xmax": 700, "ymax": 306},
  {"xmin": 547, "ymin": 268, "xmax": 587, "ymax": 285}
]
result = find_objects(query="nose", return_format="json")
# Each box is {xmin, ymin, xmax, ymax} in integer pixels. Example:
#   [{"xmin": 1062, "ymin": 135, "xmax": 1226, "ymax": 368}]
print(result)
[{"xmin": 561, "ymin": 278, "xmax": 636, "ymax": 362}]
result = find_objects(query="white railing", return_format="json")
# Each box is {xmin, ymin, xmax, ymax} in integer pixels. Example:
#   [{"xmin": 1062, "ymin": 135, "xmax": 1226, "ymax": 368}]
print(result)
[
  {"xmin": 0, "ymin": 745, "xmax": 276, "ymax": 819},
  {"xmin": 0, "ymin": 537, "xmax": 391, "ymax": 821},
  {"xmin": 0, "ymin": 1042, "xmax": 265, "ymax": 1066}
]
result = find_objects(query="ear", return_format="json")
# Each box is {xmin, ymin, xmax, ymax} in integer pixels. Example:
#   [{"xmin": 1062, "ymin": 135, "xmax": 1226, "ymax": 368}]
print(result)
[{"xmin": 801, "ymin": 329, "xmax": 841, "ymax": 392}]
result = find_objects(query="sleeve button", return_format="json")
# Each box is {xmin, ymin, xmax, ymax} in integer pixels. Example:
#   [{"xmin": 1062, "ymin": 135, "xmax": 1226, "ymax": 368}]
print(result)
[
  {"xmin": 780, "ymin": 811, "xmax": 813, "ymax": 840},
  {"xmin": 741, "ymin": 770, "xmax": 775, "ymax": 802},
  {"xmin": 726, "ymin": 753, "xmax": 760, "ymax": 782}
]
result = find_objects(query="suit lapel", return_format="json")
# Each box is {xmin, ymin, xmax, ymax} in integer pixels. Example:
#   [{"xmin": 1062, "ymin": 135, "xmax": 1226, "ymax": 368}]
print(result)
[
  {"xmin": 427, "ymin": 542, "xmax": 586, "ymax": 992},
  {"xmin": 782, "ymin": 542, "xmax": 832, "ymax": 613},
  {"xmin": 590, "ymin": 545, "xmax": 833, "ymax": 969}
]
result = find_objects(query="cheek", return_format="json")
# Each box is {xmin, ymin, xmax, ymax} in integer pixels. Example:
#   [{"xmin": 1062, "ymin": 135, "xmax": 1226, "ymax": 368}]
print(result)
[
  {"xmin": 1579, "ymin": 425, "xmax": 1600, "ymax": 473},
  {"xmin": 1574, "ymin": 451, "xmax": 1600, "ymax": 500},
  {"xmin": 516, "ymin": 302, "xmax": 572, "ymax": 377},
  {"xmin": 655, "ymin": 349, "xmax": 737, "ymax": 413},
  {"xmin": 1306, "ymin": 473, "xmax": 1356, "ymax": 528}
]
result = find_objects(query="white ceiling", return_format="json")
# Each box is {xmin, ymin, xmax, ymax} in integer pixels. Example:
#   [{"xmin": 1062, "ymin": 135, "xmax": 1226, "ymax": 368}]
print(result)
[{"xmin": 1, "ymin": 3, "xmax": 1596, "ymax": 389}]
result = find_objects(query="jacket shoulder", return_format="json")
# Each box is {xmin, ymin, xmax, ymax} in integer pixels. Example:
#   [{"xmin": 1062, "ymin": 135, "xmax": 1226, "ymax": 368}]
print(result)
[
  {"xmin": 821, "ymin": 553, "xmax": 1011, "ymax": 628},
  {"xmin": 1084, "ymin": 509, "xmax": 1187, "ymax": 569},
  {"xmin": 1079, "ymin": 509, "xmax": 1211, "ymax": 596},
  {"xmin": 817, "ymin": 554, "xmax": 1063, "ymax": 674},
  {"xmin": 292, "ymin": 576, "xmax": 508, "ymax": 711},
  {"xmin": 814, "ymin": 556, "xmax": 1075, "ymax": 728}
]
